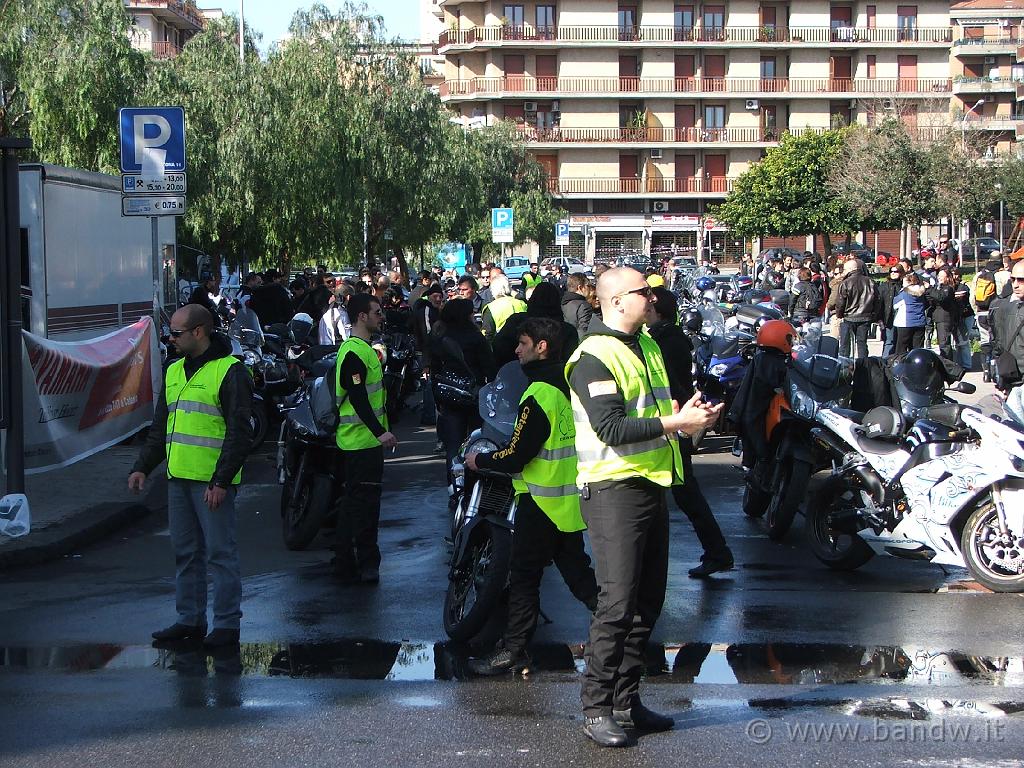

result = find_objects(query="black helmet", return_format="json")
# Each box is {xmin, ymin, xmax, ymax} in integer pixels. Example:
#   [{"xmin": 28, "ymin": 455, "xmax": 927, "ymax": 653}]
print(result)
[
  {"xmin": 682, "ymin": 309, "xmax": 703, "ymax": 333},
  {"xmin": 892, "ymin": 348, "xmax": 946, "ymax": 408},
  {"xmin": 860, "ymin": 406, "xmax": 904, "ymax": 440}
]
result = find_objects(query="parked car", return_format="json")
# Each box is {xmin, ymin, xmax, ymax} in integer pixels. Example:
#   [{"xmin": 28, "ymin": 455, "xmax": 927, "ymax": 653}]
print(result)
[
  {"xmin": 758, "ymin": 247, "xmax": 804, "ymax": 261},
  {"xmin": 540, "ymin": 256, "xmax": 591, "ymax": 276},
  {"xmin": 831, "ymin": 242, "xmax": 874, "ymax": 262},
  {"xmin": 501, "ymin": 257, "xmax": 532, "ymax": 282},
  {"xmin": 959, "ymin": 238, "xmax": 1003, "ymax": 260}
]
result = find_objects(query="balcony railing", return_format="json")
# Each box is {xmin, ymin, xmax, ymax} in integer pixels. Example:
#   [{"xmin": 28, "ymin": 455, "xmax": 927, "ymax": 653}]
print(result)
[
  {"xmin": 952, "ymin": 77, "xmax": 1018, "ymax": 93},
  {"xmin": 524, "ymin": 126, "xmax": 791, "ymax": 143},
  {"xmin": 441, "ymin": 76, "xmax": 953, "ymax": 97},
  {"xmin": 550, "ymin": 177, "xmax": 736, "ymax": 194},
  {"xmin": 150, "ymin": 40, "xmax": 182, "ymax": 58},
  {"xmin": 126, "ymin": 0, "xmax": 205, "ymax": 29},
  {"xmin": 955, "ymin": 34, "xmax": 1024, "ymax": 47},
  {"xmin": 438, "ymin": 24, "xmax": 952, "ymax": 47}
]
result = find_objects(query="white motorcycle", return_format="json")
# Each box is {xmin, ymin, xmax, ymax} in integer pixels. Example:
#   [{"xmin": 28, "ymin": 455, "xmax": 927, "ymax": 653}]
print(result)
[{"xmin": 805, "ymin": 388, "xmax": 1024, "ymax": 593}]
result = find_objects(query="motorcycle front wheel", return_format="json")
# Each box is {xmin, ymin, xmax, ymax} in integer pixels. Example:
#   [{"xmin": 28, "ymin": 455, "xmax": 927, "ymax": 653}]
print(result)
[
  {"xmin": 805, "ymin": 476, "xmax": 874, "ymax": 571},
  {"xmin": 766, "ymin": 459, "xmax": 812, "ymax": 540},
  {"xmin": 743, "ymin": 474, "xmax": 770, "ymax": 518},
  {"xmin": 443, "ymin": 523, "xmax": 512, "ymax": 642},
  {"xmin": 250, "ymin": 400, "xmax": 270, "ymax": 451},
  {"xmin": 280, "ymin": 472, "xmax": 333, "ymax": 551},
  {"xmin": 961, "ymin": 502, "xmax": 1024, "ymax": 593}
]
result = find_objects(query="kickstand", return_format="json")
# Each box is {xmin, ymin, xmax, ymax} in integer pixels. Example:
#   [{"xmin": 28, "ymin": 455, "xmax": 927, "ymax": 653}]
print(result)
[{"xmin": 538, "ymin": 607, "xmax": 553, "ymax": 625}]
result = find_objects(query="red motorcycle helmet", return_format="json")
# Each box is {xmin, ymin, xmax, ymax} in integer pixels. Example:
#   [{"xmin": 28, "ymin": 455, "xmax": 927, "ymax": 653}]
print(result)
[{"xmin": 756, "ymin": 319, "xmax": 798, "ymax": 355}]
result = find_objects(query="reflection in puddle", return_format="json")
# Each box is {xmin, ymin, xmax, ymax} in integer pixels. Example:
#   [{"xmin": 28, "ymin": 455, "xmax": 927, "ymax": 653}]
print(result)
[{"xmin": 1, "ymin": 641, "xmax": 1022, "ymax": 690}]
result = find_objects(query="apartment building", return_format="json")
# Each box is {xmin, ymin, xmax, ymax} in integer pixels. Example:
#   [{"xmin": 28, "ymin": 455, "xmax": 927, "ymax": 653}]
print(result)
[
  {"xmin": 125, "ymin": 0, "xmax": 207, "ymax": 58},
  {"xmin": 950, "ymin": 0, "xmax": 1024, "ymax": 159},
  {"xmin": 437, "ymin": 0, "xmax": 957, "ymax": 262}
]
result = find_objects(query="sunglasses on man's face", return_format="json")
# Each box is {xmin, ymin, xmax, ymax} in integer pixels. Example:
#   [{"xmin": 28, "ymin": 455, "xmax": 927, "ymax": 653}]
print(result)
[
  {"xmin": 1012, "ymin": 277, "xmax": 1024, "ymax": 285},
  {"xmin": 617, "ymin": 285, "xmax": 653, "ymax": 299},
  {"xmin": 169, "ymin": 325, "xmax": 197, "ymax": 338}
]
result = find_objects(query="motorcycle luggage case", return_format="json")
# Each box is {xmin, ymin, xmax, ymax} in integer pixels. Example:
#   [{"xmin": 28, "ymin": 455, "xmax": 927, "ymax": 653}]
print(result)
[{"xmin": 735, "ymin": 304, "xmax": 782, "ymax": 328}]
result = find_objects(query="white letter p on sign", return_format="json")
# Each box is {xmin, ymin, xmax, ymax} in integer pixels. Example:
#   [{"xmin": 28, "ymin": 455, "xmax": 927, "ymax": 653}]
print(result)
[{"xmin": 133, "ymin": 115, "xmax": 172, "ymax": 176}]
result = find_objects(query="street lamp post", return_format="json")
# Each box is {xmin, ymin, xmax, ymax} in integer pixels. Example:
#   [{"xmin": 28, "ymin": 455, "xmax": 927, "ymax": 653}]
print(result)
[{"xmin": 961, "ymin": 98, "xmax": 985, "ymax": 152}]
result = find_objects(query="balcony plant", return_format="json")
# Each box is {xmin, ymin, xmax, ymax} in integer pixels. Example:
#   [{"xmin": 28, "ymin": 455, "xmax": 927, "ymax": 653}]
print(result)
[
  {"xmin": 624, "ymin": 109, "xmax": 648, "ymax": 141},
  {"xmin": 760, "ymin": 25, "xmax": 776, "ymax": 42}
]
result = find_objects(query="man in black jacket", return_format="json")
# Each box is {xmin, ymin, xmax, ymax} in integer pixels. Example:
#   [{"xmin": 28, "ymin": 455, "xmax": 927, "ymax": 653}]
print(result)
[
  {"xmin": 465, "ymin": 318, "xmax": 598, "ymax": 676},
  {"xmin": 129, "ymin": 305, "xmax": 254, "ymax": 649},
  {"xmin": 646, "ymin": 287, "xmax": 734, "ymax": 577},
  {"xmin": 249, "ymin": 268, "xmax": 294, "ymax": 326},
  {"xmin": 990, "ymin": 259, "xmax": 1024, "ymax": 392},
  {"xmin": 834, "ymin": 258, "xmax": 879, "ymax": 360},
  {"xmin": 876, "ymin": 265, "xmax": 905, "ymax": 357}
]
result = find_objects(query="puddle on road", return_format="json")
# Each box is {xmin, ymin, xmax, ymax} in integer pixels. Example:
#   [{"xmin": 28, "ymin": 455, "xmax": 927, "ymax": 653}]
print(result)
[{"xmin": 2, "ymin": 641, "xmax": 1022, "ymax": 691}]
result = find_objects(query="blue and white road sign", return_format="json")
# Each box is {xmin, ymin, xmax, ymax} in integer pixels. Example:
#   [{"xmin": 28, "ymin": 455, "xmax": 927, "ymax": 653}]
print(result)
[
  {"xmin": 491, "ymin": 207, "xmax": 514, "ymax": 243},
  {"xmin": 119, "ymin": 107, "xmax": 186, "ymax": 174},
  {"xmin": 555, "ymin": 221, "xmax": 570, "ymax": 246}
]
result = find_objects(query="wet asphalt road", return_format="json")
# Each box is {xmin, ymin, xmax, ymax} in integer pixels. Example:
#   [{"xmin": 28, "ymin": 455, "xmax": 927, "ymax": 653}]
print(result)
[{"xmin": 1, "ymin": 412, "xmax": 1022, "ymax": 766}]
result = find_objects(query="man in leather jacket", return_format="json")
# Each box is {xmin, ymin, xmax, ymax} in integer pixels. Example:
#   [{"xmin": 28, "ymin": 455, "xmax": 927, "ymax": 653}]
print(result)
[{"xmin": 834, "ymin": 258, "xmax": 879, "ymax": 359}]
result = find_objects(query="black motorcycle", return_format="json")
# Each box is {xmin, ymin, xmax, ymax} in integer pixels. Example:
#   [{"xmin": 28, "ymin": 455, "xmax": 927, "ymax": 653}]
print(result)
[
  {"xmin": 381, "ymin": 329, "xmax": 420, "ymax": 421},
  {"xmin": 443, "ymin": 361, "xmax": 528, "ymax": 645},
  {"xmin": 277, "ymin": 375, "xmax": 339, "ymax": 551}
]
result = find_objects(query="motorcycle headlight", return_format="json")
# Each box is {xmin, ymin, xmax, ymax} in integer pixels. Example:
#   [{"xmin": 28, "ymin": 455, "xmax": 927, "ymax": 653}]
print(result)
[
  {"xmin": 243, "ymin": 350, "xmax": 261, "ymax": 367},
  {"xmin": 789, "ymin": 383, "xmax": 818, "ymax": 420},
  {"xmin": 709, "ymin": 363, "xmax": 729, "ymax": 378},
  {"xmin": 467, "ymin": 437, "xmax": 499, "ymax": 455}
]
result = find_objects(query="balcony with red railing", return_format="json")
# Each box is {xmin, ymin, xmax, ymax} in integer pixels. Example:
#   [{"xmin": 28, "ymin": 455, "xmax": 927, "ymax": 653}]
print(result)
[
  {"xmin": 524, "ymin": 126, "xmax": 794, "ymax": 143},
  {"xmin": 150, "ymin": 40, "xmax": 183, "ymax": 58},
  {"xmin": 440, "ymin": 76, "xmax": 953, "ymax": 99},
  {"xmin": 548, "ymin": 176, "xmax": 736, "ymax": 195},
  {"xmin": 437, "ymin": 24, "xmax": 952, "ymax": 49}
]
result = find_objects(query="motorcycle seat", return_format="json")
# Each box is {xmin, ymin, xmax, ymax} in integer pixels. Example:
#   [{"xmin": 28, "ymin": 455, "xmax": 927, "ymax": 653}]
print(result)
[
  {"xmin": 831, "ymin": 408, "xmax": 865, "ymax": 424},
  {"xmin": 855, "ymin": 434, "xmax": 904, "ymax": 456}
]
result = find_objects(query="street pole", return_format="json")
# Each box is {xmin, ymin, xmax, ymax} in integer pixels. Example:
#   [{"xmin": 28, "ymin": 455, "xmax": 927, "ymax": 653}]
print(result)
[
  {"xmin": 1, "ymin": 138, "xmax": 31, "ymax": 495},
  {"xmin": 239, "ymin": 0, "xmax": 245, "ymax": 64},
  {"xmin": 1000, "ymin": 198, "xmax": 1005, "ymax": 250},
  {"xmin": 151, "ymin": 217, "xmax": 160, "ymax": 327}
]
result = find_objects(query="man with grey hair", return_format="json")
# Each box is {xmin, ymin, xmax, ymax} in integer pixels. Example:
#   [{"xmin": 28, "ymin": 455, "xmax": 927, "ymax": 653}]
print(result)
[
  {"xmin": 834, "ymin": 258, "xmax": 879, "ymax": 360},
  {"xmin": 481, "ymin": 274, "xmax": 526, "ymax": 339}
]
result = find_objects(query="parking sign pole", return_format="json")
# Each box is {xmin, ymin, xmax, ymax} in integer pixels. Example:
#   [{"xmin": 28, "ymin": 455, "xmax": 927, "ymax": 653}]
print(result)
[{"xmin": 151, "ymin": 216, "xmax": 161, "ymax": 326}]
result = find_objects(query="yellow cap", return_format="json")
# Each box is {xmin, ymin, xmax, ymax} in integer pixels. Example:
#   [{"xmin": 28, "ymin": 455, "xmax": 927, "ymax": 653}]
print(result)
[{"xmin": 647, "ymin": 274, "xmax": 665, "ymax": 288}]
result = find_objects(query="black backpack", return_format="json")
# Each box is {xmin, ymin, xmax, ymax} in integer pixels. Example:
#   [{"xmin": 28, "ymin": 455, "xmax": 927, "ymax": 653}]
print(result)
[{"xmin": 801, "ymin": 283, "xmax": 822, "ymax": 313}]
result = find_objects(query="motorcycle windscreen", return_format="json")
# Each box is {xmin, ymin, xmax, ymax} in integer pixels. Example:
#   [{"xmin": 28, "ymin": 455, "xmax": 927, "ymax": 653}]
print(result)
[{"xmin": 478, "ymin": 361, "xmax": 530, "ymax": 439}]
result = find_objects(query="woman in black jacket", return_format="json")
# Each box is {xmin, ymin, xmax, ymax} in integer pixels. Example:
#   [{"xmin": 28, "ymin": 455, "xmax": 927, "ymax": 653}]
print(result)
[
  {"xmin": 492, "ymin": 282, "xmax": 579, "ymax": 366},
  {"xmin": 646, "ymin": 287, "xmax": 734, "ymax": 578},
  {"xmin": 426, "ymin": 298, "xmax": 497, "ymax": 504}
]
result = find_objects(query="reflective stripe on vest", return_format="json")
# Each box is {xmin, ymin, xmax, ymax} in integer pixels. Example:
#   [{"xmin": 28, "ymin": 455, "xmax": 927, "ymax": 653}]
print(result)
[
  {"xmin": 565, "ymin": 333, "xmax": 682, "ymax": 487},
  {"xmin": 511, "ymin": 381, "xmax": 585, "ymax": 532},
  {"xmin": 484, "ymin": 296, "xmax": 527, "ymax": 335},
  {"xmin": 335, "ymin": 336, "xmax": 388, "ymax": 451},
  {"xmin": 164, "ymin": 356, "xmax": 242, "ymax": 485}
]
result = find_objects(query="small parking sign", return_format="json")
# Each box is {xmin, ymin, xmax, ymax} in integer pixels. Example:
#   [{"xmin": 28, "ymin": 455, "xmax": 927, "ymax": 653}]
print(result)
[
  {"xmin": 555, "ymin": 221, "xmax": 570, "ymax": 246},
  {"xmin": 119, "ymin": 107, "xmax": 186, "ymax": 174},
  {"xmin": 491, "ymin": 207, "xmax": 514, "ymax": 243}
]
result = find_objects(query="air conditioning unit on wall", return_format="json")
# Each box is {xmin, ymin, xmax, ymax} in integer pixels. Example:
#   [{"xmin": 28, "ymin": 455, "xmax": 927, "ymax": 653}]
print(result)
[
  {"xmin": 524, "ymin": 101, "xmax": 538, "ymax": 112},
  {"xmin": 745, "ymin": 99, "xmax": 760, "ymax": 110},
  {"xmin": 650, "ymin": 148, "xmax": 663, "ymax": 159},
  {"xmin": 653, "ymin": 201, "xmax": 670, "ymax": 212}
]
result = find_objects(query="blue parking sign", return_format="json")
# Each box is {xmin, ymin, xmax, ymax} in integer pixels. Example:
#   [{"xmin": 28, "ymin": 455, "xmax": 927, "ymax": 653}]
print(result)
[
  {"xmin": 491, "ymin": 207, "xmax": 514, "ymax": 244},
  {"xmin": 119, "ymin": 107, "xmax": 186, "ymax": 174}
]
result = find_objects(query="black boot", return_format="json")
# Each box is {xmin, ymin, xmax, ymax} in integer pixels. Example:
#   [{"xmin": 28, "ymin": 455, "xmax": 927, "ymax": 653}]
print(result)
[
  {"xmin": 152, "ymin": 623, "xmax": 206, "ymax": 642},
  {"xmin": 582, "ymin": 716, "xmax": 629, "ymax": 747},
  {"xmin": 612, "ymin": 702, "xmax": 675, "ymax": 733},
  {"xmin": 467, "ymin": 645, "xmax": 531, "ymax": 676},
  {"xmin": 688, "ymin": 554, "xmax": 735, "ymax": 578}
]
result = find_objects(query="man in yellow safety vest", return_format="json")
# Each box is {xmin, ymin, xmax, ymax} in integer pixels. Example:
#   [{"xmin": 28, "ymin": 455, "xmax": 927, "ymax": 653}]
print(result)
[
  {"xmin": 332, "ymin": 292, "xmax": 398, "ymax": 584},
  {"xmin": 465, "ymin": 317, "xmax": 598, "ymax": 676},
  {"xmin": 566, "ymin": 268, "xmax": 722, "ymax": 747},
  {"xmin": 129, "ymin": 304, "xmax": 254, "ymax": 650}
]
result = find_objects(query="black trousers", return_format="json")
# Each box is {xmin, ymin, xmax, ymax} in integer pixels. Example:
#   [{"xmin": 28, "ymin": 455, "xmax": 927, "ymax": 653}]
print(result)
[
  {"xmin": 670, "ymin": 451, "xmax": 731, "ymax": 563},
  {"xmin": 580, "ymin": 477, "xmax": 669, "ymax": 716},
  {"xmin": 840, "ymin": 320, "xmax": 871, "ymax": 360},
  {"xmin": 437, "ymin": 403, "xmax": 480, "ymax": 490},
  {"xmin": 503, "ymin": 496, "xmax": 598, "ymax": 655},
  {"xmin": 332, "ymin": 446, "xmax": 384, "ymax": 573},
  {"xmin": 895, "ymin": 326, "xmax": 925, "ymax": 356},
  {"xmin": 934, "ymin": 319, "xmax": 955, "ymax": 361}
]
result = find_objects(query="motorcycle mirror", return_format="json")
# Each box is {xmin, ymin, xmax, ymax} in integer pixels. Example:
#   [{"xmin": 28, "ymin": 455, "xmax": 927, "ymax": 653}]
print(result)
[{"xmin": 948, "ymin": 381, "xmax": 976, "ymax": 395}]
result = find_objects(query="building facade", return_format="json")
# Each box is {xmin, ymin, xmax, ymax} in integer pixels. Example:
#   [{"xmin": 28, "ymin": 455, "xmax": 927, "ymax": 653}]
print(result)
[
  {"xmin": 125, "ymin": 0, "xmax": 207, "ymax": 58},
  {"xmin": 434, "ymin": 0, "xmax": 1003, "ymax": 263}
]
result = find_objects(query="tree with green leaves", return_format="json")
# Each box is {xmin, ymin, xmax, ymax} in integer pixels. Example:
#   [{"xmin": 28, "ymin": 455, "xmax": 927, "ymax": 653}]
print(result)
[
  {"xmin": 712, "ymin": 129, "xmax": 859, "ymax": 256},
  {"xmin": 1, "ymin": 0, "xmax": 145, "ymax": 171}
]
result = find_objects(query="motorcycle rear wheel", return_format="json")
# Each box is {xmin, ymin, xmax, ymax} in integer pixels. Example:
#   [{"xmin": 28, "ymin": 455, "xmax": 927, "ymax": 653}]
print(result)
[
  {"xmin": 766, "ymin": 459, "xmax": 812, "ymax": 540},
  {"xmin": 961, "ymin": 503, "xmax": 1024, "ymax": 593},
  {"xmin": 281, "ymin": 472, "xmax": 333, "ymax": 551},
  {"xmin": 805, "ymin": 476, "xmax": 874, "ymax": 571},
  {"xmin": 250, "ymin": 400, "xmax": 270, "ymax": 451},
  {"xmin": 443, "ymin": 524, "xmax": 512, "ymax": 642}
]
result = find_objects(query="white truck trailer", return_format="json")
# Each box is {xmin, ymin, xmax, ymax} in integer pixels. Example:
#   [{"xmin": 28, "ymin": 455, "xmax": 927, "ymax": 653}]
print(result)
[{"xmin": 18, "ymin": 164, "xmax": 176, "ymax": 340}]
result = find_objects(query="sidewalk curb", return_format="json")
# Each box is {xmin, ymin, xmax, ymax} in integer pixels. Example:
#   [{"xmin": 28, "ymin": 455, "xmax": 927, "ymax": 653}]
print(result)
[{"xmin": 0, "ymin": 476, "xmax": 167, "ymax": 571}]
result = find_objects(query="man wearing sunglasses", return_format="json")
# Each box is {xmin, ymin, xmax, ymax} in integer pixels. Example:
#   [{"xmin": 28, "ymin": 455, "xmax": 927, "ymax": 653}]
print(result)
[
  {"xmin": 129, "ymin": 305, "xmax": 254, "ymax": 650},
  {"xmin": 331, "ymin": 293, "xmax": 398, "ymax": 584},
  {"xmin": 566, "ymin": 268, "xmax": 722, "ymax": 747},
  {"xmin": 990, "ymin": 259, "xmax": 1024, "ymax": 393}
]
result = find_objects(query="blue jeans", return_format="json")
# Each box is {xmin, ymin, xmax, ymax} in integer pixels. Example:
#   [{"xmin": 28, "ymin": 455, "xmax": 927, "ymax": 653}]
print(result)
[
  {"xmin": 882, "ymin": 325, "xmax": 896, "ymax": 358},
  {"xmin": 167, "ymin": 480, "xmax": 242, "ymax": 630}
]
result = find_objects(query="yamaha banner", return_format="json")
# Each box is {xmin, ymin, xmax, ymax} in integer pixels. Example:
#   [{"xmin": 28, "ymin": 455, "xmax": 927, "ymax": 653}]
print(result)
[{"xmin": 20, "ymin": 318, "xmax": 159, "ymax": 473}]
